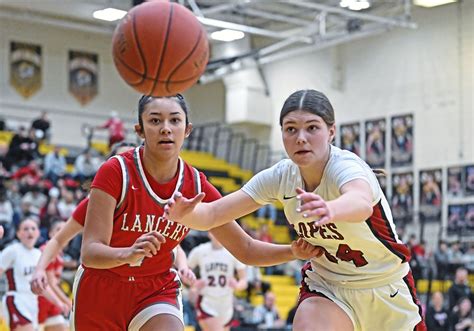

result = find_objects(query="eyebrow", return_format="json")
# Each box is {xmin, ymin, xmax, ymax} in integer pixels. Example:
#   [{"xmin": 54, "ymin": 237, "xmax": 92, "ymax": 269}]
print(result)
[
  {"xmin": 283, "ymin": 119, "xmax": 322, "ymax": 125},
  {"xmin": 148, "ymin": 111, "xmax": 183, "ymax": 116}
]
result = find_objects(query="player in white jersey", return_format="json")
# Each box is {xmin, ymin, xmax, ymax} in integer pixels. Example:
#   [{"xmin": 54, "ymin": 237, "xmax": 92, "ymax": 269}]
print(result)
[
  {"xmin": 165, "ymin": 89, "xmax": 426, "ymax": 331},
  {"xmin": 0, "ymin": 218, "xmax": 66, "ymax": 331},
  {"xmin": 187, "ymin": 232, "xmax": 247, "ymax": 331}
]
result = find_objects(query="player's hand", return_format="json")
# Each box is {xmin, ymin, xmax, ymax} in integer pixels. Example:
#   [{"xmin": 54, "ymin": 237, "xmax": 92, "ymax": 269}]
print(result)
[
  {"xmin": 163, "ymin": 192, "xmax": 206, "ymax": 222},
  {"xmin": 0, "ymin": 225, "xmax": 4, "ymax": 239},
  {"xmin": 60, "ymin": 301, "xmax": 72, "ymax": 315},
  {"xmin": 30, "ymin": 269, "xmax": 49, "ymax": 295},
  {"xmin": 295, "ymin": 187, "xmax": 334, "ymax": 226},
  {"xmin": 193, "ymin": 278, "xmax": 207, "ymax": 291},
  {"xmin": 123, "ymin": 231, "xmax": 166, "ymax": 265},
  {"xmin": 290, "ymin": 238, "xmax": 324, "ymax": 260},
  {"xmin": 179, "ymin": 267, "xmax": 197, "ymax": 287}
]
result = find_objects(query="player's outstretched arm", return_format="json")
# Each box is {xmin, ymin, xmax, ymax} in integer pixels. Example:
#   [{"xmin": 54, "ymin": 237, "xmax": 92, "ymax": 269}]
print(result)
[
  {"xmin": 31, "ymin": 217, "xmax": 83, "ymax": 295},
  {"xmin": 165, "ymin": 190, "xmax": 260, "ymax": 231},
  {"xmin": 210, "ymin": 222, "xmax": 322, "ymax": 267},
  {"xmin": 295, "ymin": 180, "xmax": 373, "ymax": 227},
  {"xmin": 81, "ymin": 188, "xmax": 165, "ymax": 268}
]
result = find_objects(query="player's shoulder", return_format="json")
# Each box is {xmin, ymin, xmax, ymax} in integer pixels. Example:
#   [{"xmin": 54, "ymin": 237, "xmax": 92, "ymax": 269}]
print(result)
[{"xmin": 329, "ymin": 146, "xmax": 369, "ymax": 170}]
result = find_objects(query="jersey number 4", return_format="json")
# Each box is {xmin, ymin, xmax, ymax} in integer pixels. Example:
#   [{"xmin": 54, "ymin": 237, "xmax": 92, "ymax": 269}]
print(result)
[{"xmin": 322, "ymin": 244, "xmax": 368, "ymax": 267}]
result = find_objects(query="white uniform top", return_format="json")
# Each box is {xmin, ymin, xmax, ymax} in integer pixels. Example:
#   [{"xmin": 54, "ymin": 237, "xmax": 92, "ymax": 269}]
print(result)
[
  {"xmin": 242, "ymin": 145, "xmax": 410, "ymax": 289},
  {"xmin": 188, "ymin": 242, "xmax": 246, "ymax": 298},
  {"xmin": 0, "ymin": 242, "xmax": 41, "ymax": 295}
]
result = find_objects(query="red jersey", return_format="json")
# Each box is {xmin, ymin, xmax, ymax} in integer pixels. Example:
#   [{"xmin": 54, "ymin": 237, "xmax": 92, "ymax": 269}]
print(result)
[
  {"xmin": 72, "ymin": 197, "xmax": 88, "ymax": 226},
  {"xmin": 90, "ymin": 146, "xmax": 221, "ymax": 277}
]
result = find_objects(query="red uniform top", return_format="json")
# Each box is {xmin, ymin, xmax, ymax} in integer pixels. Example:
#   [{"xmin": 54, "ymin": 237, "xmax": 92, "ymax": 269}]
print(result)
[
  {"xmin": 72, "ymin": 197, "xmax": 88, "ymax": 226},
  {"xmin": 89, "ymin": 146, "xmax": 221, "ymax": 277}
]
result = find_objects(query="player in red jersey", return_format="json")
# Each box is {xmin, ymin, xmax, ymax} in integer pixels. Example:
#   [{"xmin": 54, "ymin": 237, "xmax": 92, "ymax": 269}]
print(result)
[
  {"xmin": 37, "ymin": 220, "xmax": 69, "ymax": 331},
  {"xmin": 31, "ymin": 144, "xmax": 196, "ymax": 297},
  {"xmin": 78, "ymin": 94, "xmax": 321, "ymax": 331}
]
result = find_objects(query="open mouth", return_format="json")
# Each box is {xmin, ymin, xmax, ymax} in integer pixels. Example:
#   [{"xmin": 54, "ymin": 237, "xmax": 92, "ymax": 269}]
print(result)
[
  {"xmin": 159, "ymin": 140, "xmax": 174, "ymax": 144},
  {"xmin": 295, "ymin": 150, "xmax": 311, "ymax": 155}
]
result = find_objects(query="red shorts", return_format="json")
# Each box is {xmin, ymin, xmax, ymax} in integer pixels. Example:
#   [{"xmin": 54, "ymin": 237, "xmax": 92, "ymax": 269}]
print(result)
[
  {"xmin": 38, "ymin": 295, "xmax": 62, "ymax": 324},
  {"xmin": 72, "ymin": 268, "xmax": 182, "ymax": 331}
]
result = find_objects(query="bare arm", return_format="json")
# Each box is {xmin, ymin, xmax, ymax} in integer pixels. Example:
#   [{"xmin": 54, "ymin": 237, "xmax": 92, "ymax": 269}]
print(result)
[
  {"xmin": 210, "ymin": 222, "xmax": 321, "ymax": 267},
  {"xmin": 165, "ymin": 190, "xmax": 261, "ymax": 231},
  {"xmin": 81, "ymin": 188, "xmax": 165, "ymax": 268},
  {"xmin": 46, "ymin": 270, "xmax": 71, "ymax": 308},
  {"xmin": 37, "ymin": 218, "xmax": 82, "ymax": 271},
  {"xmin": 31, "ymin": 218, "xmax": 83, "ymax": 294},
  {"xmin": 297, "ymin": 179, "xmax": 373, "ymax": 226},
  {"xmin": 175, "ymin": 245, "xmax": 196, "ymax": 286}
]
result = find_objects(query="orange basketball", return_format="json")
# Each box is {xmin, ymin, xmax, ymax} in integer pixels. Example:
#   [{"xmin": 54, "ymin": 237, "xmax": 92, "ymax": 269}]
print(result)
[{"xmin": 112, "ymin": 1, "xmax": 209, "ymax": 96}]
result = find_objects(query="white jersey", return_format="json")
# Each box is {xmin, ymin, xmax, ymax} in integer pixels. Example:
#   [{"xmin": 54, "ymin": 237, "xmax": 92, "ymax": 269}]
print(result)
[
  {"xmin": 188, "ymin": 242, "xmax": 246, "ymax": 298},
  {"xmin": 242, "ymin": 145, "xmax": 410, "ymax": 288},
  {"xmin": 0, "ymin": 242, "xmax": 41, "ymax": 295}
]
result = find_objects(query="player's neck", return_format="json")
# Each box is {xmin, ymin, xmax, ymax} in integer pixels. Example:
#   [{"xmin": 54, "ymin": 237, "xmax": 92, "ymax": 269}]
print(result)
[
  {"xmin": 142, "ymin": 148, "xmax": 179, "ymax": 183},
  {"xmin": 300, "ymin": 156, "xmax": 329, "ymax": 192}
]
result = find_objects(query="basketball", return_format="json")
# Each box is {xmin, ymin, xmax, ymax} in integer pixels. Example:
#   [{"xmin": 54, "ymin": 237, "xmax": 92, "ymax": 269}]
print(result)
[{"xmin": 112, "ymin": 1, "xmax": 209, "ymax": 97}]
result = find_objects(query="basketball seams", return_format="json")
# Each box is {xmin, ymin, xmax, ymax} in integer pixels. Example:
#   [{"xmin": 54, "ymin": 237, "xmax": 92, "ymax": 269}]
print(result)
[
  {"xmin": 165, "ymin": 27, "xmax": 205, "ymax": 93},
  {"xmin": 149, "ymin": 2, "xmax": 174, "ymax": 96},
  {"xmin": 131, "ymin": 11, "xmax": 147, "ymax": 84},
  {"xmin": 127, "ymin": 74, "xmax": 203, "ymax": 87}
]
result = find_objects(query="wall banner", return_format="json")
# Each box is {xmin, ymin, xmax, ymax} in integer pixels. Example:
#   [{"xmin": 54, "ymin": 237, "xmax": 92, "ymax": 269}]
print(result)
[
  {"xmin": 9, "ymin": 41, "xmax": 42, "ymax": 99},
  {"xmin": 68, "ymin": 50, "xmax": 98, "ymax": 106}
]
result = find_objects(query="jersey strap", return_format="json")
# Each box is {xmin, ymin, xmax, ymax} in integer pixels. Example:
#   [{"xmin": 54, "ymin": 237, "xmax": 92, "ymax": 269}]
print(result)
[
  {"xmin": 192, "ymin": 167, "xmax": 202, "ymax": 194},
  {"xmin": 112, "ymin": 155, "xmax": 129, "ymax": 210}
]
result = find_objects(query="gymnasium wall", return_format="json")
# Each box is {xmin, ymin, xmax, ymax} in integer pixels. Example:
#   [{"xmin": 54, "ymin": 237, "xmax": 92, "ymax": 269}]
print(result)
[
  {"xmin": 0, "ymin": 17, "xmax": 225, "ymax": 147},
  {"xmin": 263, "ymin": 2, "xmax": 473, "ymax": 241}
]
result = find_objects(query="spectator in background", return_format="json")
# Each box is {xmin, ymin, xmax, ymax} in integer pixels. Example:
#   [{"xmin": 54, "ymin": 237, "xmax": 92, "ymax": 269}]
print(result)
[
  {"xmin": 448, "ymin": 242, "xmax": 465, "ymax": 276},
  {"xmin": 449, "ymin": 297, "xmax": 473, "ymax": 331},
  {"xmin": 252, "ymin": 291, "xmax": 284, "ymax": 329},
  {"xmin": 246, "ymin": 265, "xmax": 271, "ymax": 303},
  {"xmin": 96, "ymin": 111, "xmax": 126, "ymax": 148},
  {"xmin": 256, "ymin": 204, "xmax": 277, "ymax": 223},
  {"xmin": 448, "ymin": 267, "xmax": 472, "ymax": 311},
  {"xmin": 0, "ymin": 186, "xmax": 15, "ymax": 248},
  {"xmin": 31, "ymin": 111, "xmax": 51, "ymax": 142},
  {"xmin": 57, "ymin": 190, "xmax": 77, "ymax": 221},
  {"xmin": 21, "ymin": 184, "xmax": 47, "ymax": 217},
  {"xmin": 4, "ymin": 126, "xmax": 39, "ymax": 170},
  {"xmin": 425, "ymin": 291, "xmax": 449, "ymax": 331},
  {"xmin": 44, "ymin": 146, "xmax": 66, "ymax": 184},
  {"xmin": 462, "ymin": 244, "xmax": 474, "ymax": 274},
  {"xmin": 73, "ymin": 149, "xmax": 101, "ymax": 183},
  {"xmin": 434, "ymin": 241, "xmax": 450, "ymax": 280}
]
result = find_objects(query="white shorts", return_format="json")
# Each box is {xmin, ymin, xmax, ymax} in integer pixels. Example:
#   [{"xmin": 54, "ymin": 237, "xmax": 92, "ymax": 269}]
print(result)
[
  {"xmin": 196, "ymin": 295, "xmax": 234, "ymax": 327},
  {"xmin": 301, "ymin": 267, "xmax": 424, "ymax": 331},
  {"xmin": 2, "ymin": 293, "xmax": 38, "ymax": 329}
]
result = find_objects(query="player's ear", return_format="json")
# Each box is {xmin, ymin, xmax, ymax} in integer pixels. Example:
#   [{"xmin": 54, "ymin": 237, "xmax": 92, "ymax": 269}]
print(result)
[
  {"xmin": 135, "ymin": 124, "xmax": 144, "ymax": 138},
  {"xmin": 185, "ymin": 123, "xmax": 193, "ymax": 138},
  {"xmin": 328, "ymin": 124, "xmax": 336, "ymax": 143}
]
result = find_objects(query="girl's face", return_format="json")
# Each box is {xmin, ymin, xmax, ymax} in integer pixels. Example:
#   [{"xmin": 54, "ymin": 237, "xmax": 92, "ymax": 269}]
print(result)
[
  {"xmin": 136, "ymin": 98, "xmax": 192, "ymax": 158},
  {"xmin": 17, "ymin": 219, "xmax": 40, "ymax": 249},
  {"xmin": 282, "ymin": 110, "xmax": 335, "ymax": 168}
]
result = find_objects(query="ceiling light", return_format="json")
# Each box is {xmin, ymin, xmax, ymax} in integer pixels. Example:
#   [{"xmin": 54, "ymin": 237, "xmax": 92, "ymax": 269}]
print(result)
[
  {"xmin": 210, "ymin": 29, "xmax": 245, "ymax": 42},
  {"xmin": 414, "ymin": 0, "xmax": 456, "ymax": 7},
  {"xmin": 93, "ymin": 8, "xmax": 127, "ymax": 22},
  {"xmin": 340, "ymin": 0, "xmax": 371, "ymax": 11}
]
